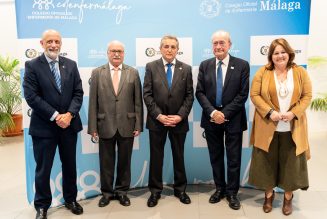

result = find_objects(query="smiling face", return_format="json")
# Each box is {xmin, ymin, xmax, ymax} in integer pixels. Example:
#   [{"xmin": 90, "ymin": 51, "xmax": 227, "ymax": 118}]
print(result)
[
  {"xmin": 160, "ymin": 37, "xmax": 179, "ymax": 63},
  {"xmin": 212, "ymin": 31, "xmax": 231, "ymax": 60},
  {"xmin": 40, "ymin": 30, "xmax": 62, "ymax": 60},
  {"xmin": 107, "ymin": 41, "xmax": 125, "ymax": 67},
  {"xmin": 271, "ymin": 45, "xmax": 290, "ymax": 70}
]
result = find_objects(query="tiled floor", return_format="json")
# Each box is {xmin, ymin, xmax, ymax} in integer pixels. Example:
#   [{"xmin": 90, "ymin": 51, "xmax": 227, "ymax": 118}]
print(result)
[{"xmin": 0, "ymin": 132, "xmax": 326, "ymax": 219}]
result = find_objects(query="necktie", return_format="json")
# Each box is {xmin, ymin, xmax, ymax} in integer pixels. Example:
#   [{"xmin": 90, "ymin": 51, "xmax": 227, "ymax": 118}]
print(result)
[
  {"xmin": 166, "ymin": 63, "xmax": 173, "ymax": 89},
  {"xmin": 216, "ymin": 60, "xmax": 223, "ymax": 107},
  {"xmin": 50, "ymin": 61, "xmax": 61, "ymax": 91},
  {"xmin": 112, "ymin": 67, "xmax": 119, "ymax": 95}
]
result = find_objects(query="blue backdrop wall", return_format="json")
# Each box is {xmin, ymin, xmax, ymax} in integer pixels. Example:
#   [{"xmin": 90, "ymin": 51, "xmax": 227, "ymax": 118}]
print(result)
[{"xmin": 15, "ymin": 0, "xmax": 311, "ymax": 206}]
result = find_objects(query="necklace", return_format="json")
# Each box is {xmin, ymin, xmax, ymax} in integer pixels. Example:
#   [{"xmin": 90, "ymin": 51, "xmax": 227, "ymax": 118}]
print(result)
[{"xmin": 277, "ymin": 78, "xmax": 289, "ymax": 98}]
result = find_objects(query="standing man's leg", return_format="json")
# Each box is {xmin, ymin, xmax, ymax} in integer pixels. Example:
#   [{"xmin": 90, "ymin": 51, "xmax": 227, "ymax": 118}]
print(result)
[
  {"xmin": 147, "ymin": 130, "xmax": 167, "ymax": 207},
  {"xmin": 205, "ymin": 129, "xmax": 226, "ymax": 191},
  {"xmin": 225, "ymin": 131, "xmax": 243, "ymax": 210},
  {"xmin": 115, "ymin": 133, "xmax": 134, "ymax": 206},
  {"xmin": 58, "ymin": 130, "xmax": 83, "ymax": 214},
  {"xmin": 32, "ymin": 136, "xmax": 58, "ymax": 211},
  {"xmin": 169, "ymin": 131, "xmax": 191, "ymax": 204},
  {"xmin": 168, "ymin": 131, "xmax": 187, "ymax": 193}
]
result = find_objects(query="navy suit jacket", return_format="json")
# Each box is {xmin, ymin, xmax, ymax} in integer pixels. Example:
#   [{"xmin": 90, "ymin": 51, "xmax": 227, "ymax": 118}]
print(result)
[
  {"xmin": 143, "ymin": 58, "xmax": 194, "ymax": 133},
  {"xmin": 195, "ymin": 55, "xmax": 249, "ymax": 133},
  {"xmin": 23, "ymin": 54, "xmax": 83, "ymax": 137}
]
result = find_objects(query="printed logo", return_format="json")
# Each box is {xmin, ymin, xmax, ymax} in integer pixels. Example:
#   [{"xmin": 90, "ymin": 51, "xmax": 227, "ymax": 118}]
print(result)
[
  {"xmin": 27, "ymin": 108, "xmax": 32, "ymax": 117},
  {"xmin": 260, "ymin": 46, "xmax": 269, "ymax": 55},
  {"xmin": 145, "ymin": 48, "xmax": 156, "ymax": 57},
  {"xmin": 200, "ymin": 0, "xmax": 221, "ymax": 18},
  {"xmin": 25, "ymin": 49, "xmax": 38, "ymax": 58}
]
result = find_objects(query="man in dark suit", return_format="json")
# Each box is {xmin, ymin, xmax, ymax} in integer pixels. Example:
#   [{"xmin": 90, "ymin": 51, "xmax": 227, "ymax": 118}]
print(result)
[
  {"xmin": 143, "ymin": 35, "xmax": 194, "ymax": 207},
  {"xmin": 195, "ymin": 30, "xmax": 249, "ymax": 210},
  {"xmin": 23, "ymin": 29, "xmax": 84, "ymax": 219},
  {"xmin": 88, "ymin": 40, "xmax": 143, "ymax": 207}
]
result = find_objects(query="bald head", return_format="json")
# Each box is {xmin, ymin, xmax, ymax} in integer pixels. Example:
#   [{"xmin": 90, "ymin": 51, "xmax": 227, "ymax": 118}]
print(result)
[{"xmin": 40, "ymin": 29, "xmax": 62, "ymax": 60}]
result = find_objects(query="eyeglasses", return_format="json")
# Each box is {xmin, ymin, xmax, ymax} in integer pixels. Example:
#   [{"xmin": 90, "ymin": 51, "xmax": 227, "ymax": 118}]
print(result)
[{"xmin": 109, "ymin": 50, "xmax": 124, "ymax": 54}]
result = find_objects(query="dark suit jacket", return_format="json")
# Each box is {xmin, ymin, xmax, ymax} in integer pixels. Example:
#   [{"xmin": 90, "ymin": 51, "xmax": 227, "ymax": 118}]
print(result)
[
  {"xmin": 143, "ymin": 58, "xmax": 194, "ymax": 133},
  {"xmin": 195, "ymin": 55, "xmax": 249, "ymax": 133},
  {"xmin": 88, "ymin": 63, "xmax": 143, "ymax": 138},
  {"xmin": 23, "ymin": 54, "xmax": 84, "ymax": 137}
]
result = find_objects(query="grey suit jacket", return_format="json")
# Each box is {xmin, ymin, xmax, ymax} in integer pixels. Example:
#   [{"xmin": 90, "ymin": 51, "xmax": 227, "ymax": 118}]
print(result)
[
  {"xmin": 88, "ymin": 63, "xmax": 143, "ymax": 138},
  {"xmin": 143, "ymin": 58, "xmax": 194, "ymax": 133}
]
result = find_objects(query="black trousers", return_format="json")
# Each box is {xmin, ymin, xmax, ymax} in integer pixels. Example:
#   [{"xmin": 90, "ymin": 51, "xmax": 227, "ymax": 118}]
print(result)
[
  {"xmin": 148, "ymin": 129, "xmax": 187, "ymax": 194},
  {"xmin": 205, "ymin": 128, "xmax": 243, "ymax": 195},
  {"xmin": 99, "ymin": 131, "xmax": 134, "ymax": 197},
  {"xmin": 32, "ymin": 131, "xmax": 77, "ymax": 210}
]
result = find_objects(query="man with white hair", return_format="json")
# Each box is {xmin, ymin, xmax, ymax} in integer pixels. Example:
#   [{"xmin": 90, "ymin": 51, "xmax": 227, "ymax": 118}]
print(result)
[
  {"xmin": 196, "ymin": 30, "xmax": 249, "ymax": 210},
  {"xmin": 24, "ymin": 29, "xmax": 84, "ymax": 219},
  {"xmin": 88, "ymin": 40, "xmax": 143, "ymax": 207}
]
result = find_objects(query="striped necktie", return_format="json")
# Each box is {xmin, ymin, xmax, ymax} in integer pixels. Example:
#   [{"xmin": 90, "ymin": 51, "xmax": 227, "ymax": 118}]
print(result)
[{"xmin": 50, "ymin": 61, "xmax": 61, "ymax": 91}]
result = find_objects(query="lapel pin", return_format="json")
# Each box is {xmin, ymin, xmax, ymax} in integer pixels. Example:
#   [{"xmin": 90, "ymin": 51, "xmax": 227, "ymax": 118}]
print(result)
[
  {"xmin": 62, "ymin": 66, "xmax": 65, "ymax": 69},
  {"xmin": 179, "ymin": 67, "xmax": 182, "ymax": 70},
  {"xmin": 231, "ymin": 66, "xmax": 234, "ymax": 69}
]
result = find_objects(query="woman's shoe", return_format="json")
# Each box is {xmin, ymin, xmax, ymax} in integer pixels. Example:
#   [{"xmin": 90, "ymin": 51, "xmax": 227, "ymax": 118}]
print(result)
[
  {"xmin": 282, "ymin": 194, "xmax": 293, "ymax": 215},
  {"xmin": 263, "ymin": 190, "xmax": 275, "ymax": 213}
]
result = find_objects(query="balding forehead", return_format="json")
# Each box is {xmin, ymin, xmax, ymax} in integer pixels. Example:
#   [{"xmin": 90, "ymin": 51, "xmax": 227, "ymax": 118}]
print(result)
[{"xmin": 42, "ymin": 29, "xmax": 61, "ymax": 40}]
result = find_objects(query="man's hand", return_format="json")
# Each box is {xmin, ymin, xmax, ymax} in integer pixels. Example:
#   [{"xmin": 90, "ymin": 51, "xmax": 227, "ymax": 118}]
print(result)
[
  {"xmin": 157, "ymin": 114, "xmax": 182, "ymax": 127},
  {"xmin": 55, "ymin": 112, "xmax": 72, "ymax": 129},
  {"xmin": 133, "ymin": 130, "xmax": 140, "ymax": 137},
  {"xmin": 211, "ymin": 111, "xmax": 225, "ymax": 124}
]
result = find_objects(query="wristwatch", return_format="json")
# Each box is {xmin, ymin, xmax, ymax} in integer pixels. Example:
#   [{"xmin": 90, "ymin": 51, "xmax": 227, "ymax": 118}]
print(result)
[{"xmin": 267, "ymin": 109, "xmax": 274, "ymax": 118}]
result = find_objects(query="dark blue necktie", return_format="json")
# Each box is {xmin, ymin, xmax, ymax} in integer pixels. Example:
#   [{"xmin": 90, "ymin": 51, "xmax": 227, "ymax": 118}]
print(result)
[
  {"xmin": 216, "ymin": 60, "xmax": 223, "ymax": 107},
  {"xmin": 50, "ymin": 61, "xmax": 61, "ymax": 91},
  {"xmin": 166, "ymin": 63, "xmax": 173, "ymax": 89}
]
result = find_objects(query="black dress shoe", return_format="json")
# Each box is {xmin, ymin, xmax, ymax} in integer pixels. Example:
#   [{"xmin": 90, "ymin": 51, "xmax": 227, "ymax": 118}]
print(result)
[
  {"xmin": 118, "ymin": 194, "xmax": 131, "ymax": 206},
  {"xmin": 147, "ymin": 193, "xmax": 161, "ymax": 207},
  {"xmin": 36, "ymin": 208, "xmax": 47, "ymax": 219},
  {"xmin": 226, "ymin": 194, "xmax": 241, "ymax": 210},
  {"xmin": 98, "ymin": 196, "xmax": 110, "ymax": 207},
  {"xmin": 174, "ymin": 191, "xmax": 191, "ymax": 204},
  {"xmin": 209, "ymin": 190, "xmax": 226, "ymax": 203},
  {"xmin": 65, "ymin": 201, "xmax": 84, "ymax": 215}
]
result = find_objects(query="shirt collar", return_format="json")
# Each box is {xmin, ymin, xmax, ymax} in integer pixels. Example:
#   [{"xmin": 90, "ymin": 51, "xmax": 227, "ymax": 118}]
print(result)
[
  {"xmin": 109, "ymin": 63, "xmax": 123, "ymax": 70},
  {"xmin": 216, "ymin": 54, "xmax": 230, "ymax": 66},
  {"xmin": 162, "ymin": 58, "xmax": 176, "ymax": 66},
  {"xmin": 44, "ymin": 53, "xmax": 59, "ymax": 63}
]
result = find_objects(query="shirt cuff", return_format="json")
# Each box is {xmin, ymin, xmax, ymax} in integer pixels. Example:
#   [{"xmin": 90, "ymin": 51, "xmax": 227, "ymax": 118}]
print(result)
[
  {"xmin": 210, "ymin": 110, "xmax": 218, "ymax": 118},
  {"xmin": 50, "ymin": 111, "xmax": 59, "ymax": 121}
]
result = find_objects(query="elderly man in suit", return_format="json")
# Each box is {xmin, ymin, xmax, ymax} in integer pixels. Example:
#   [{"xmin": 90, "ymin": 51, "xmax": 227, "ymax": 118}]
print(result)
[
  {"xmin": 88, "ymin": 40, "xmax": 143, "ymax": 207},
  {"xmin": 195, "ymin": 30, "xmax": 249, "ymax": 210},
  {"xmin": 23, "ymin": 29, "xmax": 84, "ymax": 219},
  {"xmin": 143, "ymin": 35, "xmax": 194, "ymax": 207}
]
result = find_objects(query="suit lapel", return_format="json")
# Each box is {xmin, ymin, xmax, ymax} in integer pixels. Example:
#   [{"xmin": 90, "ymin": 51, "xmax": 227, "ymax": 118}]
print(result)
[
  {"xmin": 117, "ymin": 64, "xmax": 128, "ymax": 96},
  {"xmin": 156, "ymin": 59, "xmax": 169, "ymax": 90},
  {"xmin": 58, "ymin": 57, "xmax": 65, "ymax": 93},
  {"xmin": 103, "ymin": 64, "xmax": 116, "ymax": 96},
  {"xmin": 171, "ymin": 60, "xmax": 183, "ymax": 90},
  {"xmin": 40, "ymin": 54, "xmax": 61, "ymax": 94},
  {"xmin": 223, "ymin": 55, "xmax": 234, "ymax": 94}
]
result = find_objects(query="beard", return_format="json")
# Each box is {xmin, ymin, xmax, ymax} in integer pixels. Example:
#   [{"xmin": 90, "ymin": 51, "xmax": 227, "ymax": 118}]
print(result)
[{"xmin": 45, "ymin": 49, "xmax": 60, "ymax": 60}]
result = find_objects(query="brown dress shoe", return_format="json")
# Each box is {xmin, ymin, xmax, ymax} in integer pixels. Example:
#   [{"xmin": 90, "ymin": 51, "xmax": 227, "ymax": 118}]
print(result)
[
  {"xmin": 282, "ymin": 194, "xmax": 293, "ymax": 215},
  {"xmin": 263, "ymin": 191, "xmax": 275, "ymax": 213}
]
